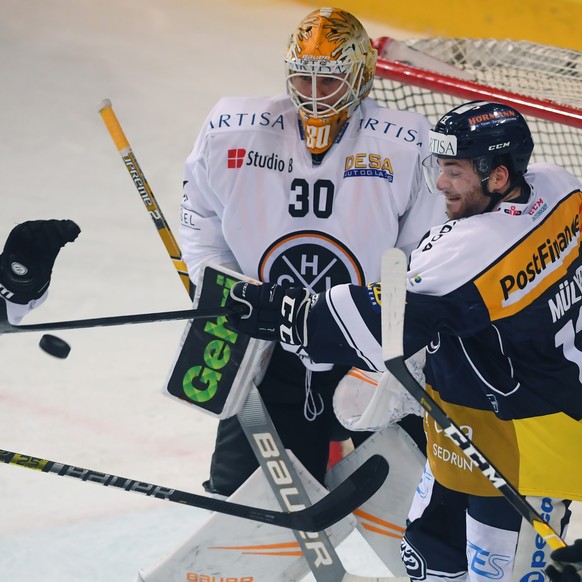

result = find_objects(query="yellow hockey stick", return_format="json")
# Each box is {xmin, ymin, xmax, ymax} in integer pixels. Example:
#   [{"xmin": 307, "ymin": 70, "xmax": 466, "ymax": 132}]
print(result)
[{"xmin": 97, "ymin": 99, "xmax": 192, "ymax": 297}]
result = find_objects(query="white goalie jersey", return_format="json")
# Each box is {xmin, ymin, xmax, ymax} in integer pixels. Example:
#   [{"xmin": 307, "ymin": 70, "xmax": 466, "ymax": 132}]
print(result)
[{"xmin": 180, "ymin": 93, "xmax": 446, "ymax": 290}]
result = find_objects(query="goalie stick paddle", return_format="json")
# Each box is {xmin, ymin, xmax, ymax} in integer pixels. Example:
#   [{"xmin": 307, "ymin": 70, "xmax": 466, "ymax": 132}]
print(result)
[
  {"xmin": 0, "ymin": 449, "xmax": 388, "ymax": 532},
  {"xmin": 380, "ymin": 248, "xmax": 567, "ymax": 551},
  {"xmin": 3, "ymin": 306, "xmax": 236, "ymax": 334}
]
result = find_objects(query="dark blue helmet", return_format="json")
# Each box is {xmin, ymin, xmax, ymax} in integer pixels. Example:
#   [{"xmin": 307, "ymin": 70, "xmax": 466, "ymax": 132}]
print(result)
[{"xmin": 428, "ymin": 100, "xmax": 534, "ymax": 182}]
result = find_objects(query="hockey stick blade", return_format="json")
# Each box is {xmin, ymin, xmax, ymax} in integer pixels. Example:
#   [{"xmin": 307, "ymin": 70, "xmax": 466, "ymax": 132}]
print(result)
[
  {"xmin": 3, "ymin": 306, "xmax": 237, "ymax": 334},
  {"xmin": 380, "ymin": 248, "xmax": 567, "ymax": 551},
  {"xmin": 297, "ymin": 453, "xmax": 389, "ymax": 531},
  {"xmin": 380, "ymin": 248, "xmax": 408, "ymax": 362},
  {"xmin": 0, "ymin": 449, "xmax": 387, "ymax": 532}
]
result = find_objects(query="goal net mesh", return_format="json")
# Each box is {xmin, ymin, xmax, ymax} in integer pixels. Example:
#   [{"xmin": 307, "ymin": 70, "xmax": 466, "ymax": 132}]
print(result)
[{"xmin": 370, "ymin": 37, "xmax": 582, "ymax": 179}]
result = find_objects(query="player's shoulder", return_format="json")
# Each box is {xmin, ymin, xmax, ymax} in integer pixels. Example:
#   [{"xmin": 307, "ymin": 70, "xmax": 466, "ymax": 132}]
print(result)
[
  {"xmin": 408, "ymin": 167, "xmax": 582, "ymax": 298},
  {"xmin": 408, "ymin": 214, "xmax": 505, "ymax": 295},
  {"xmin": 408, "ymin": 163, "xmax": 582, "ymax": 296},
  {"xmin": 204, "ymin": 94, "xmax": 295, "ymax": 134},
  {"xmin": 526, "ymin": 162, "xmax": 582, "ymax": 192},
  {"xmin": 356, "ymin": 98, "xmax": 432, "ymax": 150}
]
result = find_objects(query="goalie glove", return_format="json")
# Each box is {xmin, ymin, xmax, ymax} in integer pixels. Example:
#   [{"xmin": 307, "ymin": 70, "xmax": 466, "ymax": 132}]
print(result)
[
  {"xmin": 547, "ymin": 540, "xmax": 582, "ymax": 582},
  {"xmin": 225, "ymin": 281, "xmax": 311, "ymax": 345},
  {"xmin": 334, "ymin": 350, "xmax": 425, "ymax": 432},
  {"xmin": 0, "ymin": 219, "xmax": 81, "ymax": 305}
]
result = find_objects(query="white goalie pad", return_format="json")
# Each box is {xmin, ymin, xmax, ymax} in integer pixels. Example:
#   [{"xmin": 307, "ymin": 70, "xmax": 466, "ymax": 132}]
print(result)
[
  {"xmin": 137, "ymin": 451, "xmax": 355, "ymax": 582},
  {"xmin": 326, "ymin": 425, "xmax": 425, "ymax": 577},
  {"xmin": 333, "ymin": 350, "xmax": 426, "ymax": 432},
  {"xmin": 163, "ymin": 261, "xmax": 274, "ymax": 419}
]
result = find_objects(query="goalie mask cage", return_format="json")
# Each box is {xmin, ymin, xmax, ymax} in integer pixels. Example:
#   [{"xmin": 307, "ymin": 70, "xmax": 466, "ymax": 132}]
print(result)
[{"xmin": 370, "ymin": 37, "xmax": 582, "ymax": 180}]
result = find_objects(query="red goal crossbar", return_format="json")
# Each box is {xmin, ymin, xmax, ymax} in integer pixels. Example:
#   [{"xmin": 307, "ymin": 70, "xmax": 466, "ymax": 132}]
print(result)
[{"xmin": 372, "ymin": 36, "xmax": 582, "ymax": 129}]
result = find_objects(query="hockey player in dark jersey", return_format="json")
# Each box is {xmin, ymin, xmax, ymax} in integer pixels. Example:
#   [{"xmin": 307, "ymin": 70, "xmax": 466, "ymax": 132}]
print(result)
[
  {"xmin": 225, "ymin": 101, "xmax": 582, "ymax": 581},
  {"xmin": 0, "ymin": 220, "xmax": 80, "ymax": 325}
]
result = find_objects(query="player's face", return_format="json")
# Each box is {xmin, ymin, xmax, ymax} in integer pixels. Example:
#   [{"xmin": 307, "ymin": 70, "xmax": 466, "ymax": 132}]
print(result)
[
  {"xmin": 435, "ymin": 159, "xmax": 490, "ymax": 219},
  {"xmin": 291, "ymin": 74, "xmax": 349, "ymax": 110}
]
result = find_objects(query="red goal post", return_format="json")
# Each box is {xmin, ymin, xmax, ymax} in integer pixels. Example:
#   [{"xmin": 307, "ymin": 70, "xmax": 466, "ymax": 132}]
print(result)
[{"xmin": 370, "ymin": 36, "xmax": 582, "ymax": 179}]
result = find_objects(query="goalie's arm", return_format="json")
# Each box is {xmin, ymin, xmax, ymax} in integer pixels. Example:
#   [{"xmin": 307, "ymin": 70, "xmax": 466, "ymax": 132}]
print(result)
[{"xmin": 180, "ymin": 129, "xmax": 240, "ymax": 285}]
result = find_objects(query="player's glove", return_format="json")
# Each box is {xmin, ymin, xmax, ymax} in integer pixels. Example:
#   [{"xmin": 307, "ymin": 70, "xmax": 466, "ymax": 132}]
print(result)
[
  {"xmin": 546, "ymin": 540, "xmax": 582, "ymax": 582},
  {"xmin": 0, "ymin": 219, "xmax": 81, "ymax": 304},
  {"xmin": 225, "ymin": 281, "xmax": 312, "ymax": 345}
]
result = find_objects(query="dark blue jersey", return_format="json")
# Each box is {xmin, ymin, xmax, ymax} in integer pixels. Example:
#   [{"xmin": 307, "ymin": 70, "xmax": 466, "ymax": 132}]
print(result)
[{"xmin": 305, "ymin": 163, "xmax": 582, "ymax": 498}]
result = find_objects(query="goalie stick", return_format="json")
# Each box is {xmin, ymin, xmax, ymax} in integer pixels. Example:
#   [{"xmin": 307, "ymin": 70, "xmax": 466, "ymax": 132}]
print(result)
[
  {"xmin": 0, "ymin": 449, "xmax": 387, "ymax": 532},
  {"xmin": 380, "ymin": 248, "xmax": 567, "ymax": 551},
  {"xmin": 98, "ymin": 100, "xmax": 397, "ymax": 581}
]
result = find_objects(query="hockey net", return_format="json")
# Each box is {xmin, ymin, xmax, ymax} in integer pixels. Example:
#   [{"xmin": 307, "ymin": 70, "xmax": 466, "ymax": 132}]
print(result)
[{"xmin": 370, "ymin": 37, "xmax": 582, "ymax": 180}]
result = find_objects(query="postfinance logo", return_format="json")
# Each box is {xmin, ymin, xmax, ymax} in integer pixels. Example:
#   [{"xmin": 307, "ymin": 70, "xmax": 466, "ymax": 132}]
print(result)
[{"xmin": 474, "ymin": 194, "xmax": 581, "ymax": 320}]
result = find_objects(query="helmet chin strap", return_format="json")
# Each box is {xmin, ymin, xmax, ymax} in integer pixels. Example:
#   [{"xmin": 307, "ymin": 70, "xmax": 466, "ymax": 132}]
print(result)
[
  {"xmin": 480, "ymin": 174, "xmax": 526, "ymax": 213},
  {"xmin": 482, "ymin": 182, "xmax": 508, "ymax": 213}
]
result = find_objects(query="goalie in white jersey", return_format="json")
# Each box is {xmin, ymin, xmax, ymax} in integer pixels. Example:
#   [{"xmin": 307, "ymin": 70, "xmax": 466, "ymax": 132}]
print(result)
[
  {"xmin": 179, "ymin": 6, "xmax": 445, "ymax": 499},
  {"xmin": 225, "ymin": 101, "xmax": 582, "ymax": 581}
]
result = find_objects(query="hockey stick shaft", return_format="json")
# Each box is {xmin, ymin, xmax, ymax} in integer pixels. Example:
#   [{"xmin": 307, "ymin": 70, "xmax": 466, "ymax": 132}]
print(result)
[
  {"xmin": 381, "ymin": 248, "xmax": 567, "ymax": 551},
  {"xmin": 97, "ymin": 99, "xmax": 193, "ymax": 298},
  {"xmin": 0, "ymin": 449, "xmax": 387, "ymax": 532},
  {"xmin": 4, "ymin": 306, "xmax": 234, "ymax": 334}
]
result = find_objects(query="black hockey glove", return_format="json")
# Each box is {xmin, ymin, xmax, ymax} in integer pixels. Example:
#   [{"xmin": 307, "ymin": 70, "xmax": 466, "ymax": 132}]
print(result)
[
  {"xmin": 0, "ymin": 219, "xmax": 81, "ymax": 304},
  {"xmin": 225, "ymin": 281, "xmax": 312, "ymax": 345},
  {"xmin": 547, "ymin": 540, "xmax": 582, "ymax": 582}
]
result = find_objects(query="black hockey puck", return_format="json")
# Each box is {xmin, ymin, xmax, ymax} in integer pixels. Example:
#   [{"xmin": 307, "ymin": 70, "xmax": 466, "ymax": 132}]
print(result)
[{"xmin": 39, "ymin": 334, "xmax": 71, "ymax": 359}]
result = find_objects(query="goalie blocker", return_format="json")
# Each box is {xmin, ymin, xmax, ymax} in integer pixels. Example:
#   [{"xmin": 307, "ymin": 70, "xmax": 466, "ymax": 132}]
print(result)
[{"xmin": 164, "ymin": 262, "xmax": 273, "ymax": 418}]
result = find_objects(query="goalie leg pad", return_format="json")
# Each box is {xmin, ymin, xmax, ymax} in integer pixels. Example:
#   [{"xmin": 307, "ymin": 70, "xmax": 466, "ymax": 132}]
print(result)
[
  {"xmin": 137, "ymin": 451, "xmax": 355, "ymax": 582},
  {"xmin": 326, "ymin": 425, "xmax": 425, "ymax": 577}
]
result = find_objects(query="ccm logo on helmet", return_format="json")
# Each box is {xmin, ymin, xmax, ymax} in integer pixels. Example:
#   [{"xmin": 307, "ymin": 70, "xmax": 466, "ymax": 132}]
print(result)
[{"xmin": 488, "ymin": 142, "xmax": 511, "ymax": 150}]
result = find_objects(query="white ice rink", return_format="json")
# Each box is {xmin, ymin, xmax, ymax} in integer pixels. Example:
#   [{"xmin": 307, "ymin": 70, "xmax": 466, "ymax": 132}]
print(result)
[{"xmin": 0, "ymin": 0, "xmax": 580, "ymax": 580}]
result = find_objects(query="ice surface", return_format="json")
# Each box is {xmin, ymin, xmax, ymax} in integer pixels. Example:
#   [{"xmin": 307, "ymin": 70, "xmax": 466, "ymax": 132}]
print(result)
[{"xmin": 0, "ymin": 1, "xmax": 579, "ymax": 580}]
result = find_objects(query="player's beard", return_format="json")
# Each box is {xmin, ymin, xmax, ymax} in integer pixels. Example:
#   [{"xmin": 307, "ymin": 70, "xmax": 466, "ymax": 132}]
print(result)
[{"xmin": 445, "ymin": 186, "xmax": 490, "ymax": 219}]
